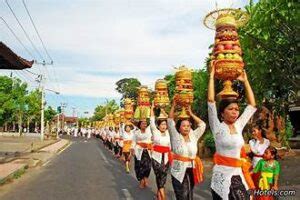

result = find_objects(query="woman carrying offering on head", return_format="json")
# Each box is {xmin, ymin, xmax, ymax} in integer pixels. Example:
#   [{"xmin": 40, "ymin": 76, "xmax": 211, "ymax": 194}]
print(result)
[
  {"xmin": 168, "ymin": 96, "xmax": 206, "ymax": 200},
  {"xmin": 120, "ymin": 123, "xmax": 135, "ymax": 173},
  {"xmin": 132, "ymin": 119, "xmax": 153, "ymax": 189},
  {"xmin": 150, "ymin": 103, "xmax": 171, "ymax": 200},
  {"xmin": 208, "ymin": 62, "xmax": 257, "ymax": 200}
]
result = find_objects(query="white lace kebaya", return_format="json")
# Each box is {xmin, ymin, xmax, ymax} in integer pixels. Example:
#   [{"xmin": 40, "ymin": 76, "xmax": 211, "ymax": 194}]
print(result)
[
  {"xmin": 208, "ymin": 102, "xmax": 257, "ymax": 200},
  {"xmin": 132, "ymin": 126, "xmax": 152, "ymax": 161},
  {"xmin": 167, "ymin": 118, "xmax": 206, "ymax": 183},
  {"xmin": 150, "ymin": 117, "xmax": 171, "ymax": 165}
]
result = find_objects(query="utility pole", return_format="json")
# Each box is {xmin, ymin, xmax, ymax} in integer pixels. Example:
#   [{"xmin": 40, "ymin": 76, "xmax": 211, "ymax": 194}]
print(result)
[
  {"xmin": 61, "ymin": 103, "xmax": 67, "ymax": 133},
  {"xmin": 56, "ymin": 113, "xmax": 60, "ymax": 139},
  {"xmin": 37, "ymin": 74, "xmax": 45, "ymax": 141}
]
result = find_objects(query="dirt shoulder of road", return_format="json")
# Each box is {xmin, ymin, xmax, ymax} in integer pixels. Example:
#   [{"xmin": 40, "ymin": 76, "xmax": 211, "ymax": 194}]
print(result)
[{"xmin": 0, "ymin": 139, "xmax": 71, "ymax": 186}]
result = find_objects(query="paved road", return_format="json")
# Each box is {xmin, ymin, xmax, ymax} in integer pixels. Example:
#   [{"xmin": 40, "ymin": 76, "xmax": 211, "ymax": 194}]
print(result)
[{"xmin": 0, "ymin": 137, "xmax": 213, "ymax": 200}]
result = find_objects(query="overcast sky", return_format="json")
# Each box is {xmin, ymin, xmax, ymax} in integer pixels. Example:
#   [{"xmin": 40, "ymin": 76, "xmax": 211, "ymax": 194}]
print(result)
[{"xmin": 0, "ymin": 0, "xmax": 250, "ymax": 116}]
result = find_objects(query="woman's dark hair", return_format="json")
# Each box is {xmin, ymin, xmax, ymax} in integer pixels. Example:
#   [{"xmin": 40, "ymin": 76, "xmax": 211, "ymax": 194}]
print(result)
[
  {"xmin": 266, "ymin": 146, "xmax": 278, "ymax": 160},
  {"xmin": 175, "ymin": 119, "xmax": 191, "ymax": 133},
  {"xmin": 157, "ymin": 119, "xmax": 167, "ymax": 127},
  {"xmin": 253, "ymin": 120, "xmax": 266, "ymax": 138},
  {"xmin": 218, "ymin": 98, "xmax": 239, "ymax": 114},
  {"xmin": 137, "ymin": 119, "xmax": 150, "ymax": 129},
  {"xmin": 124, "ymin": 124, "xmax": 133, "ymax": 131}
]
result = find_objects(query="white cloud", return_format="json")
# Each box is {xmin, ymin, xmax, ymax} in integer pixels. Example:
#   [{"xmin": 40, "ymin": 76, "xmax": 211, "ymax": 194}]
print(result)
[{"xmin": 0, "ymin": 0, "xmax": 250, "ymax": 100}]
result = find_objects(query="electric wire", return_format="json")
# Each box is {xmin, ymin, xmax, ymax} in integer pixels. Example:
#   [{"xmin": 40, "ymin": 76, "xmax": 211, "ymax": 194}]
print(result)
[
  {"xmin": 5, "ymin": 0, "xmax": 45, "ymax": 62},
  {"xmin": 0, "ymin": 17, "xmax": 36, "ymax": 60},
  {"xmin": 22, "ymin": 0, "xmax": 53, "ymax": 63},
  {"xmin": 21, "ymin": 0, "xmax": 60, "ymax": 94}
]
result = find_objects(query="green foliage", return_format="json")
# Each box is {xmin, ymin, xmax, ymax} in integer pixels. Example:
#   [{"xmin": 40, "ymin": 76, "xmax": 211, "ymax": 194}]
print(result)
[
  {"xmin": 78, "ymin": 117, "xmax": 90, "ymax": 127},
  {"xmin": 0, "ymin": 76, "xmax": 28, "ymax": 129},
  {"xmin": 44, "ymin": 106, "xmax": 57, "ymax": 122},
  {"xmin": 92, "ymin": 99, "xmax": 119, "ymax": 121},
  {"xmin": 285, "ymin": 117, "xmax": 293, "ymax": 139},
  {"xmin": 0, "ymin": 75, "xmax": 43, "ymax": 129},
  {"xmin": 25, "ymin": 89, "xmax": 41, "ymax": 123},
  {"xmin": 192, "ymin": 69, "xmax": 208, "ymax": 120},
  {"xmin": 0, "ymin": 76, "xmax": 14, "ymax": 125},
  {"xmin": 203, "ymin": 130, "xmax": 216, "ymax": 153},
  {"xmin": 115, "ymin": 78, "xmax": 141, "ymax": 102},
  {"xmin": 239, "ymin": 0, "xmax": 299, "ymax": 113}
]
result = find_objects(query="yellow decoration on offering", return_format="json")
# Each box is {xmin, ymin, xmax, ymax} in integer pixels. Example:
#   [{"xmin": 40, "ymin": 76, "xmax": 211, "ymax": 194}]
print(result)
[
  {"xmin": 204, "ymin": 8, "xmax": 249, "ymax": 99},
  {"xmin": 175, "ymin": 65, "xmax": 194, "ymax": 119},
  {"xmin": 134, "ymin": 86, "xmax": 151, "ymax": 120}
]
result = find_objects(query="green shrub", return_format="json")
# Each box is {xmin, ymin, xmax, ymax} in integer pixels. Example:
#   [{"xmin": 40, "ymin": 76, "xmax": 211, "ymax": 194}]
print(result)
[{"xmin": 204, "ymin": 130, "xmax": 216, "ymax": 153}]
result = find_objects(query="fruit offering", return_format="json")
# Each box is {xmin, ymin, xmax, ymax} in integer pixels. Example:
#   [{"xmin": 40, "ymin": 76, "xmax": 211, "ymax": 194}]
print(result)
[
  {"xmin": 154, "ymin": 79, "xmax": 170, "ymax": 119},
  {"xmin": 124, "ymin": 98, "xmax": 134, "ymax": 121},
  {"xmin": 106, "ymin": 113, "xmax": 115, "ymax": 128},
  {"xmin": 114, "ymin": 111, "xmax": 121, "ymax": 126},
  {"xmin": 204, "ymin": 8, "xmax": 249, "ymax": 99},
  {"xmin": 134, "ymin": 86, "xmax": 151, "ymax": 120},
  {"xmin": 175, "ymin": 65, "xmax": 194, "ymax": 119},
  {"xmin": 154, "ymin": 79, "xmax": 170, "ymax": 107}
]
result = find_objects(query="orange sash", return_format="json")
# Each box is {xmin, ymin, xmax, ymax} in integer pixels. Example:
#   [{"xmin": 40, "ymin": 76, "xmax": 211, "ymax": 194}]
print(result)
[
  {"xmin": 213, "ymin": 149, "xmax": 255, "ymax": 189},
  {"xmin": 173, "ymin": 153, "xmax": 204, "ymax": 185},
  {"xmin": 153, "ymin": 145, "xmax": 173, "ymax": 164},
  {"xmin": 137, "ymin": 142, "xmax": 152, "ymax": 150},
  {"xmin": 122, "ymin": 140, "xmax": 132, "ymax": 152}
]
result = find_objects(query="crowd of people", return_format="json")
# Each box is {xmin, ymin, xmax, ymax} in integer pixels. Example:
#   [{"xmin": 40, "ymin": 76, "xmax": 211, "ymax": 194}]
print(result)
[{"xmin": 72, "ymin": 69, "xmax": 280, "ymax": 200}]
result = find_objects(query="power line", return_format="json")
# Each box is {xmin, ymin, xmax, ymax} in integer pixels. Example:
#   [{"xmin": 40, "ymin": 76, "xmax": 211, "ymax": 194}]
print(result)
[
  {"xmin": 22, "ymin": 0, "xmax": 60, "ymax": 93},
  {"xmin": 5, "ymin": 0, "xmax": 45, "ymax": 62},
  {"xmin": 0, "ymin": 17, "xmax": 36, "ymax": 60},
  {"xmin": 22, "ymin": 0, "xmax": 60, "ymax": 94},
  {"xmin": 24, "ymin": 69, "xmax": 39, "ymax": 76},
  {"xmin": 14, "ymin": 70, "xmax": 35, "ymax": 84},
  {"xmin": 22, "ymin": 0, "xmax": 53, "ymax": 63}
]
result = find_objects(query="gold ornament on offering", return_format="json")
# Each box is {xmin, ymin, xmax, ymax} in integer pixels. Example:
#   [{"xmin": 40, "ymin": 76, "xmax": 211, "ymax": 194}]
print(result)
[
  {"xmin": 124, "ymin": 98, "xmax": 134, "ymax": 121},
  {"xmin": 154, "ymin": 79, "xmax": 170, "ymax": 119},
  {"xmin": 204, "ymin": 8, "xmax": 249, "ymax": 99},
  {"xmin": 106, "ymin": 113, "xmax": 115, "ymax": 128},
  {"xmin": 175, "ymin": 65, "xmax": 194, "ymax": 119},
  {"xmin": 134, "ymin": 86, "xmax": 151, "ymax": 120},
  {"xmin": 114, "ymin": 111, "xmax": 121, "ymax": 126},
  {"xmin": 119, "ymin": 108, "xmax": 125, "ymax": 123}
]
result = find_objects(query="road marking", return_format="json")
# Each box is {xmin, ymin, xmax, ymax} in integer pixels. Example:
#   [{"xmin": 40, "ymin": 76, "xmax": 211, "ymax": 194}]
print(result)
[
  {"xmin": 121, "ymin": 189, "xmax": 133, "ymax": 200},
  {"xmin": 57, "ymin": 142, "xmax": 72, "ymax": 155},
  {"xmin": 42, "ymin": 160, "xmax": 51, "ymax": 167},
  {"xmin": 97, "ymin": 147, "xmax": 110, "ymax": 165}
]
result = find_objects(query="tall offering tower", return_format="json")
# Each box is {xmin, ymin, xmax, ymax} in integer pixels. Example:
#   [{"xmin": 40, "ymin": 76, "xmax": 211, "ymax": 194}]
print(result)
[{"xmin": 204, "ymin": 8, "xmax": 249, "ymax": 99}]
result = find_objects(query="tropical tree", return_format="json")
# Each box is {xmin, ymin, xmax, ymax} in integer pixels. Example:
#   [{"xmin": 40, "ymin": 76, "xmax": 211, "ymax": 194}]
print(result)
[
  {"xmin": 115, "ymin": 78, "xmax": 141, "ymax": 103},
  {"xmin": 44, "ymin": 106, "xmax": 57, "ymax": 122},
  {"xmin": 239, "ymin": 0, "xmax": 298, "ymax": 113},
  {"xmin": 0, "ymin": 76, "xmax": 14, "ymax": 130},
  {"xmin": 25, "ymin": 89, "xmax": 41, "ymax": 132},
  {"xmin": 92, "ymin": 99, "xmax": 119, "ymax": 121},
  {"xmin": 10, "ymin": 78, "xmax": 28, "ymax": 134}
]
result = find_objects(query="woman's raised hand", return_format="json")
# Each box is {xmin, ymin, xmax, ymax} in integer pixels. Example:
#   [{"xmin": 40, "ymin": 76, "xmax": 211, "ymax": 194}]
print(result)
[
  {"xmin": 209, "ymin": 60, "xmax": 216, "ymax": 77},
  {"xmin": 172, "ymin": 94, "xmax": 178, "ymax": 107},
  {"xmin": 237, "ymin": 69, "xmax": 248, "ymax": 83}
]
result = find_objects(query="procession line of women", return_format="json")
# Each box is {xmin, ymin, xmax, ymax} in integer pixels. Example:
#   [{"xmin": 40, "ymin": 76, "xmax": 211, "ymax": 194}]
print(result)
[{"xmin": 97, "ymin": 66, "xmax": 280, "ymax": 200}]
